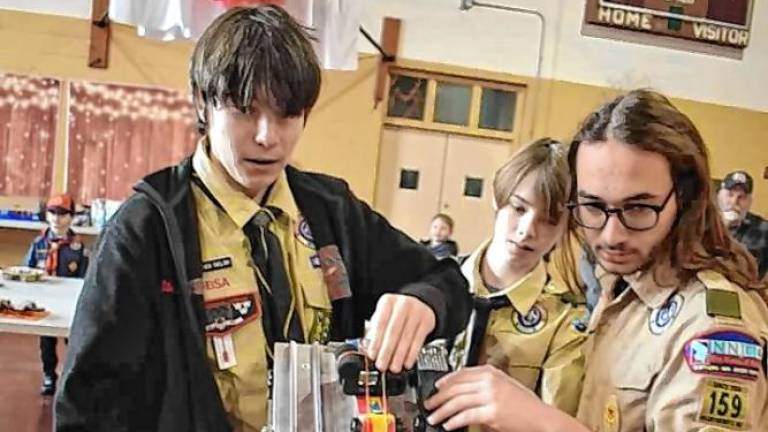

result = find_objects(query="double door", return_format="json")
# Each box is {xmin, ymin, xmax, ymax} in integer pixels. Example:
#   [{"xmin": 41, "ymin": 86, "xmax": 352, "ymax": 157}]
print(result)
[{"xmin": 374, "ymin": 126, "xmax": 512, "ymax": 254}]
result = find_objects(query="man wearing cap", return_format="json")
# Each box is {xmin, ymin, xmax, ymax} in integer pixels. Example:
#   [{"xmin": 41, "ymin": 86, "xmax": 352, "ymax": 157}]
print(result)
[
  {"xmin": 717, "ymin": 170, "xmax": 768, "ymax": 279},
  {"xmin": 23, "ymin": 193, "xmax": 89, "ymax": 395}
]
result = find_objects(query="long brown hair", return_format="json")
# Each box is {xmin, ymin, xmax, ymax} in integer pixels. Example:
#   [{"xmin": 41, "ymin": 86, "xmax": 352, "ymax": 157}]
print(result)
[{"xmin": 565, "ymin": 89, "xmax": 763, "ymax": 297}]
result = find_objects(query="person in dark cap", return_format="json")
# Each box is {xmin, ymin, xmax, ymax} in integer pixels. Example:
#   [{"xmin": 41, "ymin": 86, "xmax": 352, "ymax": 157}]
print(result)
[
  {"xmin": 717, "ymin": 170, "xmax": 768, "ymax": 278},
  {"xmin": 23, "ymin": 193, "xmax": 88, "ymax": 395}
]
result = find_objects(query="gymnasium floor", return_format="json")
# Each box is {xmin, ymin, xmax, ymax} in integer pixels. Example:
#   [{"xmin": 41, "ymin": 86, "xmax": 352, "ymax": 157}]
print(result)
[{"xmin": 0, "ymin": 332, "xmax": 64, "ymax": 432}]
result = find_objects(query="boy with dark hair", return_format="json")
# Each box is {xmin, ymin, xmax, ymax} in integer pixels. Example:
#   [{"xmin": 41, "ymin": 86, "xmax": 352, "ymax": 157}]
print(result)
[{"xmin": 55, "ymin": 6, "xmax": 470, "ymax": 431}]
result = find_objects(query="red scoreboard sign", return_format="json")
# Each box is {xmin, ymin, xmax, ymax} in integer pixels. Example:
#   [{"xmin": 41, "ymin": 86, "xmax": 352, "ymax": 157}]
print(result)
[{"xmin": 584, "ymin": 0, "xmax": 754, "ymax": 49}]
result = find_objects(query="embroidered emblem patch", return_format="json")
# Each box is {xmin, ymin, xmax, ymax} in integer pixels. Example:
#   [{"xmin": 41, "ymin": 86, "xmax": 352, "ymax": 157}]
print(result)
[
  {"xmin": 684, "ymin": 330, "xmax": 764, "ymax": 381},
  {"xmin": 67, "ymin": 261, "xmax": 78, "ymax": 273},
  {"xmin": 295, "ymin": 216, "xmax": 315, "ymax": 249},
  {"xmin": 512, "ymin": 304, "xmax": 547, "ymax": 334},
  {"xmin": 649, "ymin": 294, "xmax": 683, "ymax": 335},
  {"xmin": 317, "ymin": 245, "xmax": 351, "ymax": 301},
  {"xmin": 202, "ymin": 256, "xmax": 233, "ymax": 273},
  {"xmin": 204, "ymin": 294, "xmax": 260, "ymax": 335},
  {"xmin": 201, "ymin": 276, "xmax": 231, "ymax": 291},
  {"xmin": 602, "ymin": 394, "xmax": 620, "ymax": 432},
  {"xmin": 698, "ymin": 379, "xmax": 749, "ymax": 430},
  {"xmin": 161, "ymin": 279, "xmax": 175, "ymax": 294}
]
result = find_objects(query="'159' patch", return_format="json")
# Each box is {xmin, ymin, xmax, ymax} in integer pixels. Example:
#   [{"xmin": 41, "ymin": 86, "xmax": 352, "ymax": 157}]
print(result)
[
  {"xmin": 684, "ymin": 330, "xmax": 764, "ymax": 381},
  {"xmin": 204, "ymin": 294, "xmax": 260, "ymax": 336},
  {"xmin": 698, "ymin": 378, "xmax": 750, "ymax": 430}
]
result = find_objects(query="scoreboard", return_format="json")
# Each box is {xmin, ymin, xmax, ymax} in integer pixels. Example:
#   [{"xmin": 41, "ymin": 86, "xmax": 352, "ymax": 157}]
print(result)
[{"xmin": 584, "ymin": 0, "xmax": 754, "ymax": 49}]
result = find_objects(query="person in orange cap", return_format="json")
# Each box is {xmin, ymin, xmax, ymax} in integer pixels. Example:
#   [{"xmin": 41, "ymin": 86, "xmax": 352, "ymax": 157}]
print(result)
[{"xmin": 23, "ymin": 193, "xmax": 89, "ymax": 396}]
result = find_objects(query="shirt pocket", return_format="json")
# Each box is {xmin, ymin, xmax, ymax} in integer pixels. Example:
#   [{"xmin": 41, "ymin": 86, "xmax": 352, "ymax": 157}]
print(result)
[
  {"xmin": 613, "ymin": 359, "xmax": 656, "ymax": 428},
  {"xmin": 484, "ymin": 327, "xmax": 549, "ymax": 392},
  {"xmin": 301, "ymin": 283, "xmax": 332, "ymax": 343}
]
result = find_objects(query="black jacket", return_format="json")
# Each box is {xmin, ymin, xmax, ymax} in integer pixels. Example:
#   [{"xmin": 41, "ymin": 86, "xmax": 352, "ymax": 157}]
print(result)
[{"xmin": 54, "ymin": 159, "xmax": 471, "ymax": 432}]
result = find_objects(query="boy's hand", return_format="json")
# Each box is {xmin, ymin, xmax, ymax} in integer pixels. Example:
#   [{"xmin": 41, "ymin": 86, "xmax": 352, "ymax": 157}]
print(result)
[{"xmin": 364, "ymin": 293, "xmax": 435, "ymax": 373}]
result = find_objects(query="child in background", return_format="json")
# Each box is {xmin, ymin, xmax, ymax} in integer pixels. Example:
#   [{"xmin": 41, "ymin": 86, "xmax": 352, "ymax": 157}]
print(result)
[
  {"xmin": 24, "ymin": 193, "xmax": 88, "ymax": 396},
  {"xmin": 420, "ymin": 213, "xmax": 459, "ymax": 259}
]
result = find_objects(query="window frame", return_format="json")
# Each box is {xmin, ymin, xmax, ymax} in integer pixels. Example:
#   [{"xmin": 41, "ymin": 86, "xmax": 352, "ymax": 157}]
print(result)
[{"xmin": 384, "ymin": 68, "xmax": 526, "ymax": 142}]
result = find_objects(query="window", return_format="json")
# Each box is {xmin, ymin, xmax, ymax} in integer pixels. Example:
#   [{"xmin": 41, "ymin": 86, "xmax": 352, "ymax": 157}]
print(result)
[
  {"xmin": 387, "ymin": 74, "xmax": 427, "ymax": 120},
  {"xmin": 434, "ymin": 82, "xmax": 471, "ymax": 126},
  {"xmin": 399, "ymin": 169, "xmax": 420, "ymax": 190},
  {"xmin": 385, "ymin": 68, "xmax": 523, "ymax": 141},
  {"xmin": 479, "ymin": 88, "xmax": 516, "ymax": 131},
  {"xmin": 464, "ymin": 177, "xmax": 484, "ymax": 198}
]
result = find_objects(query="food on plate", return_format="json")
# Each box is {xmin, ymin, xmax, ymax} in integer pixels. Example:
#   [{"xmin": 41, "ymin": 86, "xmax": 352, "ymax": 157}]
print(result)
[
  {"xmin": 1, "ymin": 266, "xmax": 45, "ymax": 282},
  {"xmin": 0, "ymin": 297, "xmax": 46, "ymax": 314}
]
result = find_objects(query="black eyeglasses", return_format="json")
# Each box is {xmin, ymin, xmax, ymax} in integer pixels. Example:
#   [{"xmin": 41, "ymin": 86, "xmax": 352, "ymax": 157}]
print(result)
[{"xmin": 566, "ymin": 188, "xmax": 675, "ymax": 231}]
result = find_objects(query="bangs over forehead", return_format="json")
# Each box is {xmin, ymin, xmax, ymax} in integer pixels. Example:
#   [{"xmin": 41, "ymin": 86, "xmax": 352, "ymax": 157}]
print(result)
[
  {"xmin": 191, "ymin": 6, "xmax": 322, "ymax": 118},
  {"xmin": 494, "ymin": 138, "xmax": 570, "ymax": 222}
]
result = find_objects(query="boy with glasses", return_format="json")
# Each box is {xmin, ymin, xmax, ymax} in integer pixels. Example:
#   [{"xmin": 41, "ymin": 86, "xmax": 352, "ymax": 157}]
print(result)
[{"xmin": 424, "ymin": 90, "xmax": 767, "ymax": 431}]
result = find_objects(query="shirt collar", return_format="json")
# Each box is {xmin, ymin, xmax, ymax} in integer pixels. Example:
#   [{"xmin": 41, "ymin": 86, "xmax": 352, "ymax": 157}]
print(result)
[
  {"xmin": 464, "ymin": 239, "xmax": 548, "ymax": 315},
  {"xmin": 594, "ymin": 261, "xmax": 678, "ymax": 308},
  {"xmin": 191, "ymin": 139, "xmax": 300, "ymax": 228}
]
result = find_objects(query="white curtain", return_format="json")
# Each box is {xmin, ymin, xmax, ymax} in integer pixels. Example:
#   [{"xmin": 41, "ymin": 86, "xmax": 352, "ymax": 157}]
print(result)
[{"xmin": 109, "ymin": 0, "xmax": 361, "ymax": 70}]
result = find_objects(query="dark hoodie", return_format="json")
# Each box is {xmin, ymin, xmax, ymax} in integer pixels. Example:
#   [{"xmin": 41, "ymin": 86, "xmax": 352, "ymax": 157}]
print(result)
[{"xmin": 54, "ymin": 158, "xmax": 471, "ymax": 432}]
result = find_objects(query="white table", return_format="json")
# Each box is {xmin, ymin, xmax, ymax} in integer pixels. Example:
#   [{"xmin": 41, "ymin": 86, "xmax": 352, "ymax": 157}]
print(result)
[
  {"xmin": 0, "ymin": 276, "xmax": 83, "ymax": 337},
  {"xmin": 0, "ymin": 219, "xmax": 100, "ymax": 236}
]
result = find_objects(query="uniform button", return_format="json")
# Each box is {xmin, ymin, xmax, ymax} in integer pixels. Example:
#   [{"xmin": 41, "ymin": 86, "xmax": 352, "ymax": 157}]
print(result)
[{"xmin": 572, "ymin": 320, "xmax": 587, "ymax": 333}]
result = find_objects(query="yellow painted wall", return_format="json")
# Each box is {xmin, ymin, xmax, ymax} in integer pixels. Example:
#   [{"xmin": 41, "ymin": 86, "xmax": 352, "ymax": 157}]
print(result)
[
  {"xmin": 395, "ymin": 59, "xmax": 768, "ymax": 217},
  {"xmin": 0, "ymin": 10, "xmax": 765, "ymax": 268},
  {"xmin": 0, "ymin": 9, "xmax": 384, "ymax": 266}
]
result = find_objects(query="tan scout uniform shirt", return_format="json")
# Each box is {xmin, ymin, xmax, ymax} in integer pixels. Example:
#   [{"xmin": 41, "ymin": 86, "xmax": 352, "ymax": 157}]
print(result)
[
  {"xmin": 577, "ymin": 267, "xmax": 768, "ymax": 432},
  {"xmin": 457, "ymin": 240, "xmax": 587, "ymax": 421},
  {"xmin": 191, "ymin": 144, "xmax": 333, "ymax": 431}
]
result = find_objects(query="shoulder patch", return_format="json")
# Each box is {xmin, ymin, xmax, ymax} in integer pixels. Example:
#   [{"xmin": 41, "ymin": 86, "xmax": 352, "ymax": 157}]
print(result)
[
  {"xmin": 706, "ymin": 289, "xmax": 742, "ymax": 320},
  {"xmin": 697, "ymin": 378, "xmax": 750, "ymax": 430},
  {"xmin": 684, "ymin": 330, "xmax": 764, "ymax": 381}
]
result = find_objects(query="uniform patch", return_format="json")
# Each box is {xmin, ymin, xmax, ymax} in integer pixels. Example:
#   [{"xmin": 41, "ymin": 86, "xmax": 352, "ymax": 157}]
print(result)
[
  {"xmin": 295, "ymin": 216, "xmax": 315, "ymax": 249},
  {"xmin": 602, "ymin": 394, "xmax": 620, "ymax": 432},
  {"xmin": 649, "ymin": 294, "xmax": 683, "ymax": 335},
  {"xmin": 512, "ymin": 304, "xmax": 547, "ymax": 334},
  {"xmin": 204, "ymin": 294, "xmax": 260, "ymax": 335},
  {"xmin": 202, "ymin": 256, "xmax": 233, "ymax": 273},
  {"xmin": 317, "ymin": 245, "xmax": 351, "ymax": 301},
  {"xmin": 684, "ymin": 330, "xmax": 764, "ymax": 381},
  {"xmin": 698, "ymin": 379, "xmax": 749, "ymax": 430},
  {"xmin": 67, "ymin": 261, "xmax": 78, "ymax": 273},
  {"xmin": 309, "ymin": 254, "xmax": 321, "ymax": 269},
  {"xmin": 161, "ymin": 279, "xmax": 175, "ymax": 294},
  {"xmin": 201, "ymin": 277, "xmax": 232, "ymax": 291}
]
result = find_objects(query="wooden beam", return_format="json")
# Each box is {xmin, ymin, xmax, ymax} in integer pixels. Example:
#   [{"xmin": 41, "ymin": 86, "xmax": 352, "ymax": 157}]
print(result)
[
  {"xmin": 374, "ymin": 17, "xmax": 401, "ymax": 106},
  {"xmin": 88, "ymin": 0, "xmax": 111, "ymax": 69}
]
